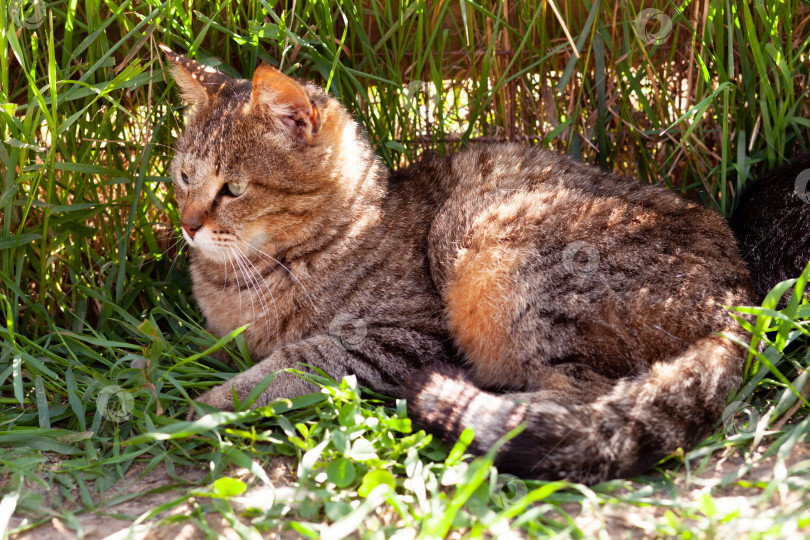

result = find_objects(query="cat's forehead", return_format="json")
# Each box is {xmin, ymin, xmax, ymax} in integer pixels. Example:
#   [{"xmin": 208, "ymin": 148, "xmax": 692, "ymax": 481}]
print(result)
[{"xmin": 177, "ymin": 81, "xmax": 255, "ymax": 156}]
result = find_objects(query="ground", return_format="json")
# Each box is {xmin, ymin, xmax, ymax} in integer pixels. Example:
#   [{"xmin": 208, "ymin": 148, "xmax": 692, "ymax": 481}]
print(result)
[{"xmin": 7, "ymin": 440, "xmax": 810, "ymax": 538}]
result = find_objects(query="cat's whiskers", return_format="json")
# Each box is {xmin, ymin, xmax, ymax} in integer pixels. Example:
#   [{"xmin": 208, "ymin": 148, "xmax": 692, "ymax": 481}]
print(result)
[
  {"xmin": 238, "ymin": 239, "xmax": 317, "ymax": 312},
  {"xmin": 166, "ymin": 235, "xmax": 185, "ymax": 255},
  {"xmin": 229, "ymin": 245, "xmax": 268, "ymax": 338},
  {"xmin": 163, "ymin": 236, "xmax": 187, "ymax": 279},
  {"xmin": 231, "ymin": 248, "xmax": 265, "ymax": 318},
  {"xmin": 141, "ymin": 233, "xmax": 185, "ymax": 265},
  {"xmin": 225, "ymin": 246, "xmax": 245, "ymax": 318},
  {"xmin": 158, "ymin": 234, "xmax": 184, "ymax": 257},
  {"xmin": 232, "ymin": 247, "xmax": 280, "ymax": 341},
  {"xmin": 233, "ymin": 248, "xmax": 277, "ymax": 341},
  {"xmin": 230, "ymin": 246, "xmax": 259, "ymax": 325},
  {"xmin": 223, "ymin": 247, "xmax": 229, "ymax": 291}
]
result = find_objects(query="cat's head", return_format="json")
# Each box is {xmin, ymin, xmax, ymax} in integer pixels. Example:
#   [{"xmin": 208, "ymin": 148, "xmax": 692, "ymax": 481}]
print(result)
[{"xmin": 161, "ymin": 45, "xmax": 379, "ymax": 263}]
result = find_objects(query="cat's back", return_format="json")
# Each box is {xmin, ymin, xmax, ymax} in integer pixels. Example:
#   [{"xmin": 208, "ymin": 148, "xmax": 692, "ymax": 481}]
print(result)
[
  {"xmin": 403, "ymin": 144, "xmax": 739, "ymax": 292},
  {"xmin": 395, "ymin": 143, "xmax": 715, "ymax": 218}
]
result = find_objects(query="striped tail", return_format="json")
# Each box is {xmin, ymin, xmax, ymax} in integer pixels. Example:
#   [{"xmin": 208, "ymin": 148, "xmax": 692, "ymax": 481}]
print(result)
[{"xmin": 406, "ymin": 330, "xmax": 746, "ymax": 484}]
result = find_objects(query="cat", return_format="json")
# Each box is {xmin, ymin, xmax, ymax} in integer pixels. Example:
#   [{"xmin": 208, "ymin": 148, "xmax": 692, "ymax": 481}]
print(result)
[
  {"xmin": 161, "ymin": 44, "xmax": 754, "ymax": 484},
  {"xmin": 730, "ymin": 152, "xmax": 810, "ymax": 305}
]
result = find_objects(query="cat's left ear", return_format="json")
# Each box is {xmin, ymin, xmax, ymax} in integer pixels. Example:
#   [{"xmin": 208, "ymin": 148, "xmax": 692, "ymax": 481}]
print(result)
[
  {"xmin": 250, "ymin": 63, "xmax": 321, "ymax": 144},
  {"xmin": 160, "ymin": 43, "xmax": 231, "ymax": 106}
]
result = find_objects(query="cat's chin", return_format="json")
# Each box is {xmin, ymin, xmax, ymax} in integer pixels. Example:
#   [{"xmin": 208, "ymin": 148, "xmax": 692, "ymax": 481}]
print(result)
[{"xmin": 193, "ymin": 247, "xmax": 231, "ymax": 264}]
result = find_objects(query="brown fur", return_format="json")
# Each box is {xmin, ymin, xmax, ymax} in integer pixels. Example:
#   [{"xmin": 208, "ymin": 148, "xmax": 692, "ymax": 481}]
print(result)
[{"xmin": 162, "ymin": 46, "xmax": 754, "ymax": 484}]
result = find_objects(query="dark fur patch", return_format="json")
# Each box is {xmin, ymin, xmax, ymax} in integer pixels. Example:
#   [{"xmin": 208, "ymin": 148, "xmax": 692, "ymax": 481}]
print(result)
[{"xmin": 730, "ymin": 152, "xmax": 810, "ymax": 305}]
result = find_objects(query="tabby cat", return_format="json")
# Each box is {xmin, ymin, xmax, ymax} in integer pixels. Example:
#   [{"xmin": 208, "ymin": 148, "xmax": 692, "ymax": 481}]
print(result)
[{"xmin": 161, "ymin": 45, "xmax": 753, "ymax": 484}]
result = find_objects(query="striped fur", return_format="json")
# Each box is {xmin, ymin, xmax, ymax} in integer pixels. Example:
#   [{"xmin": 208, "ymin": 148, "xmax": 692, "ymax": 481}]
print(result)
[{"xmin": 163, "ymin": 47, "xmax": 754, "ymax": 483}]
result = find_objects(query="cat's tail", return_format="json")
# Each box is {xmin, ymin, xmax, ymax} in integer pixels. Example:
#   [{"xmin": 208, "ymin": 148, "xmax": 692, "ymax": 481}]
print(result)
[{"xmin": 406, "ymin": 329, "xmax": 747, "ymax": 484}]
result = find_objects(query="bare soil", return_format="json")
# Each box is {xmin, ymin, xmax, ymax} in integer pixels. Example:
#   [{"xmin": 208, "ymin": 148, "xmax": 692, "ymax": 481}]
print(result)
[
  {"xmin": 7, "ymin": 442, "xmax": 810, "ymax": 539},
  {"xmin": 8, "ymin": 457, "xmax": 297, "ymax": 540}
]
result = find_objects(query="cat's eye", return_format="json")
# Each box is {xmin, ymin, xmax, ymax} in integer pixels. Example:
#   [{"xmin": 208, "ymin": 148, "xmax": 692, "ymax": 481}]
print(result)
[
  {"xmin": 227, "ymin": 180, "xmax": 247, "ymax": 197},
  {"xmin": 180, "ymin": 171, "xmax": 189, "ymax": 184}
]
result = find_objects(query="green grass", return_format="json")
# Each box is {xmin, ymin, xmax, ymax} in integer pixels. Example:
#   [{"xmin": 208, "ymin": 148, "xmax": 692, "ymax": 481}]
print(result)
[{"xmin": 1, "ymin": 0, "xmax": 810, "ymax": 537}]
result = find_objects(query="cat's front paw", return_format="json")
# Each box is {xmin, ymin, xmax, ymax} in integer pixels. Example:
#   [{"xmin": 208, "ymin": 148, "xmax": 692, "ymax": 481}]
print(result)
[{"xmin": 186, "ymin": 383, "xmax": 238, "ymax": 420}]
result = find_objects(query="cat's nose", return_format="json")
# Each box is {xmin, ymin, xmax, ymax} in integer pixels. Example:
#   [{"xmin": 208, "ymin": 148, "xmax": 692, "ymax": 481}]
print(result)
[{"xmin": 181, "ymin": 214, "xmax": 204, "ymax": 239}]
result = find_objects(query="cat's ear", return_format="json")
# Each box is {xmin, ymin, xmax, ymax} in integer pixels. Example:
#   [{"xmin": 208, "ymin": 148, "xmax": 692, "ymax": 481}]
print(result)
[
  {"xmin": 159, "ymin": 43, "xmax": 231, "ymax": 106},
  {"xmin": 250, "ymin": 63, "xmax": 321, "ymax": 143}
]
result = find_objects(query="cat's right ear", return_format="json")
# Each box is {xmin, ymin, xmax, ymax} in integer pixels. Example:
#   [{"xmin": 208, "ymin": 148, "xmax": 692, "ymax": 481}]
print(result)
[
  {"xmin": 159, "ymin": 43, "xmax": 230, "ymax": 106},
  {"xmin": 250, "ymin": 63, "xmax": 320, "ymax": 144}
]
